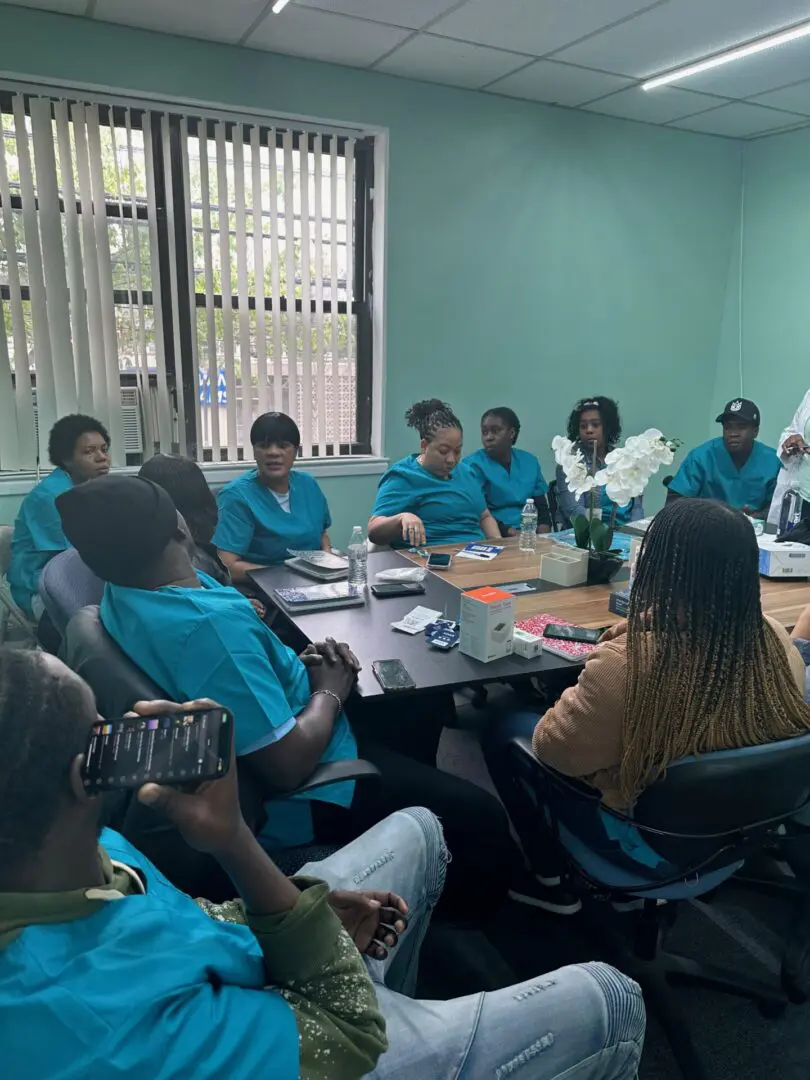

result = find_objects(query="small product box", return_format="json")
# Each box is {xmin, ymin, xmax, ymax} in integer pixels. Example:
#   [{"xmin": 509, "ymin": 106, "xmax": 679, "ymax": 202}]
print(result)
[
  {"xmin": 513, "ymin": 627, "xmax": 544, "ymax": 659},
  {"xmin": 757, "ymin": 536, "xmax": 810, "ymax": 578},
  {"xmin": 459, "ymin": 586, "xmax": 515, "ymax": 663},
  {"xmin": 608, "ymin": 587, "xmax": 630, "ymax": 618}
]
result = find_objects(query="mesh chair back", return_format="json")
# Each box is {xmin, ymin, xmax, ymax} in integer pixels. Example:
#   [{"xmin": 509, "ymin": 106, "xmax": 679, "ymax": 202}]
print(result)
[{"xmin": 40, "ymin": 548, "xmax": 104, "ymax": 636}]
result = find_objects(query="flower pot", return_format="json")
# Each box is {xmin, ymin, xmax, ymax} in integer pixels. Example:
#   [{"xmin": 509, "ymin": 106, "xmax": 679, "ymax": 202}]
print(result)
[{"xmin": 587, "ymin": 552, "xmax": 623, "ymax": 586}]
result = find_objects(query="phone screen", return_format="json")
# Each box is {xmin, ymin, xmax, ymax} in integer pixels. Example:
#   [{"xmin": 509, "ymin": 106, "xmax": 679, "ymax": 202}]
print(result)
[
  {"xmin": 373, "ymin": 660, "xmax": 416, "ymax": 691},
  {"xmin": 427, "ymin": 553, "xmax": 452, "ymax": 568},
  {"xmin": 82, "ymin": 708, "xmax": 231, "ymax": 793},
  {"xmin": 543, "ymin": 624, "xmax": 605, "ymax": 644},
  {"xmin": 371, "ymin": 582, "xmax": 426, "ymax": 597}
]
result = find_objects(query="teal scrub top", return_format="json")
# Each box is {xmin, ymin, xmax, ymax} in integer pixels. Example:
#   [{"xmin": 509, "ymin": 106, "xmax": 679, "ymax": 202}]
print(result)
[
  {"xmin": 371, "ymin": 455, "xmax": 487, "ymax": 547},
  {"xmin": 100, "ymin": 572, "xmax": 357, "ymax": 849},
  {"xmin": 465, "ymin": 447, "xmax": 548, "ymax": 530},
  {"xmin": 0, "ymin": 830, "xmax": 298, "ymax": 1080},
  {"xmin": 213, "ymin": 469, "xmax": 332, "ymax": 565},
  {"xmin": 7, "ymin": 468, "xmax": 73, "ymax": 614},
  {"xmin": 668, "ymin": 437, "xmax": 780, "ymax": 510}
]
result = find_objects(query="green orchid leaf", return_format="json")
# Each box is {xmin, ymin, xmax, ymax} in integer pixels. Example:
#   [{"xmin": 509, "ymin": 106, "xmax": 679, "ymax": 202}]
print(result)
[
  {"xmin": 590, "ymin": 517, "xmax": 611, "ymax": 552},
  {"xmin": 572, "ymin": 514, "xmax": 591, "ymax": 549}
]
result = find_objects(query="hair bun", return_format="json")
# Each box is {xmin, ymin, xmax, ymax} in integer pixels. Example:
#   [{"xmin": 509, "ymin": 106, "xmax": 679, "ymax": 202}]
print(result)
[{"xmin": 405, "ymin": 398, "xmax": 448, "ymax": 428}]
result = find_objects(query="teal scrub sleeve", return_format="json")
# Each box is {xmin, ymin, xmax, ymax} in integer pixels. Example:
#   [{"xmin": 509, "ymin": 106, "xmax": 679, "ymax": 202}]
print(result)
[
  {"xmin": 762, "ymin": 472, "xmax": 778, "ymax": 509},
  {"xmin": 178, "ymin": 615, "xmax": 298, "ymax": 756},
  {"xmin": 26, "ymin": 489, "xmax": 70, "ymax": 552},
  {"xmin": 667, "ymin": 450, "xmax": 703, "ymax": 498},
  {"xmin": 371, "ymin": 472, "xmax": 411, "ymax": 518},
  {"xmin": 314, "ymin": 481, "xmax": 333, "ymax": 531},
  {"xmin": 213, "ymin": 490, "xmax": 257, "ymax": 556}
]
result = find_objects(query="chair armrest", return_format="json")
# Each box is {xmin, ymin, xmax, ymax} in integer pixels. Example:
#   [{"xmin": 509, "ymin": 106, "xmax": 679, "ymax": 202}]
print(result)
[
  {"xmin": 287, "ymin": 759, "xmax": 381, "ymax": 797},
  {"xmin": 507, "ymin": 735, "xmax": 601, "ymax": 801}
]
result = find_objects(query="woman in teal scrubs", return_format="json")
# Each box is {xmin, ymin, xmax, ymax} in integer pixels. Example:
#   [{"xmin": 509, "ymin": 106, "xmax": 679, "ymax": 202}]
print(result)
[
  {"xmin": 214, "ymin": 412, "xmax": 332, "ymax": 582},
  {"xmin": 466, "ymin": 407, "xmax": 551, "ymax": 537},
  {"xmin": 369, "ymin": 399, "xmax": 501, "ymax": 548}
]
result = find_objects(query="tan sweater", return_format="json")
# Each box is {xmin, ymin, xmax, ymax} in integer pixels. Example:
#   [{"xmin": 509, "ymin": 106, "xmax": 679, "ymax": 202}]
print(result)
[{"xmin": 532, "ymin": 615, "xmax": 807, "ymax": 811}]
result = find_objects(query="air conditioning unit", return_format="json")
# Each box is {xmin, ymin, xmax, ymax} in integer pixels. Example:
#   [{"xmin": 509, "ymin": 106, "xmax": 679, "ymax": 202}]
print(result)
[{"xmin": 32, "ymin": 387, "xmax": 145, "ymax": 456}]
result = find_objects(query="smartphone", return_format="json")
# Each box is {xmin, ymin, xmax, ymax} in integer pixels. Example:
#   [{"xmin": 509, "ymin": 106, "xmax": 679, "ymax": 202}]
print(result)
[
  {"xmin": 81, "ymin": 707, "xmax": 232, "ymax": 793},
  {"xmin": 370, "ymin": 582, "xmax": 427, "ymax": 598},
  {"xmin": 543, "ymin": 624, "xmax": 608, "ymax": 645},
  {"xmin": 372, "ymin": 659, "xmax": 417, "ymax": 692},
  {"xmin": 426, "ymin": 553, "xmax": 453, "ymax": 570}
]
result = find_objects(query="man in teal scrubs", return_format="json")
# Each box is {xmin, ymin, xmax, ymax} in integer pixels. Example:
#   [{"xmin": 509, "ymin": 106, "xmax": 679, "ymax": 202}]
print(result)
[
  {"xmin": 667, "ymin": 398, "xmax": 780, "ymax": 516},
  {"xmin": 8, "ymin": 414, "xmax": 110, "ymax": 616}
]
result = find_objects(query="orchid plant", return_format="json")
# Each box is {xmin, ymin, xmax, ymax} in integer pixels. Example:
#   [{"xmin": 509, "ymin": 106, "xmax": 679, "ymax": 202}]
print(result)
[{"xmin": 552, "ymin": 430, "xmax": 678, "ymax": 554}]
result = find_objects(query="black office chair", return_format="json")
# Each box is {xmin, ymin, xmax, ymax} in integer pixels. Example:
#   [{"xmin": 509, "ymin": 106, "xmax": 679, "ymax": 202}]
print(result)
[
  {"xmin": 546, "ymin": 480, "xmax": 564, "ymax": 532},
  {"xmin": 63, "ymin": 606, "xmax": 381, "ymax": 897},
  {"xmin": 507, "ymin": 733, "xmax": 810, "ymax": 1080}
]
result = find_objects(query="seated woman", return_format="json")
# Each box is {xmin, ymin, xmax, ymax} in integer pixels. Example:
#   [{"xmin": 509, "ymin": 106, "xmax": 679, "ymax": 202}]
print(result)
[
  {"xmin": 214, "ymin": 412, "xmax": 332, "ymax": 583},
  {"xmin": 466, "ymin": 406, "xmax": 551, "ymax": 537},
  {"xmin": 8, "ymin": 413, "xmax": 110, "ymax": 617},
  {"xmin": 369, "ymin": 399, "xmax": 500, "ymax": 548},
  {"xmin": 484, "ymin": 499, "xmax": 810, "ymax": 908},
  {"xmin": 556, "ymin": 396, "xmax": 643, "ymax": 527}
]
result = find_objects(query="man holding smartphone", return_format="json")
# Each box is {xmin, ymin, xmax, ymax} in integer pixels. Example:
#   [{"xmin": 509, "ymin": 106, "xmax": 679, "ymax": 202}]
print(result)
[{"xmin": 0, "ymin": 648, "xmax": 644, "ymax": 1080}]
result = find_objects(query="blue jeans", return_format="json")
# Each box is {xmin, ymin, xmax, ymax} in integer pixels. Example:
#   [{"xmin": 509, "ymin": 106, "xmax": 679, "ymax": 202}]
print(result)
[{"xmin": 300, "ymin": 808, "xmax": 645, "ymax": 1080}]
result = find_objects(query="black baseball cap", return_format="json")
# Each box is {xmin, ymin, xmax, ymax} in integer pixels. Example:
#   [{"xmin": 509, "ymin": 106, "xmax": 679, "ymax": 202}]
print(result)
[{"xmin": 715, "ymin": 399, "xmax": 760, "ymax": 426}]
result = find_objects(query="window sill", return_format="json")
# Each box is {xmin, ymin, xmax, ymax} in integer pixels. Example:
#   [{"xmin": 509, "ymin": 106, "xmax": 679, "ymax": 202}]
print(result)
[{"xmin": 0, "ymin": 456, "xmax": 389, "ymax": 496}]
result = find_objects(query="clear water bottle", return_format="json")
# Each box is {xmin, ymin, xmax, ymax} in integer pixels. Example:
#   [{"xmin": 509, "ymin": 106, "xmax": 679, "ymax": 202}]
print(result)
[
  {"xmin": 347, "ymin": 525, "xmax": 368, "ymax": 587},
  {"xmin": 779, "ymin": 488, "xmax": 803, "ymax": 534},
  {"xmin": 519, "ymin": 499, "xmax": 538, "ymax": 553}
]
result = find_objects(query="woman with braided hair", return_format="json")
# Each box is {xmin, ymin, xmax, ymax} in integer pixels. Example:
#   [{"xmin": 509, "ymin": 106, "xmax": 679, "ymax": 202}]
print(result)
[
  {"xmin": 369, "ymin": 399, "xmax": 501, "ymax": 548},
  {"xmin": 484, "ymin": 498, "xmax": 810, "ymax": 912}
]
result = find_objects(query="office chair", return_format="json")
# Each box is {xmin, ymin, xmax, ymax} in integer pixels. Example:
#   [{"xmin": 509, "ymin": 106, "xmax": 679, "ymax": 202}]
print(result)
[
  {"xmin": 507, "ymin": 733, "xmax": 810, "ymax": 1080},
  {"xmin": 63, "ymin": 606, "xmax": 381, "ymax": 897},
  {"xmin": 0, "ymin": 525, "xmax": 36, "ymax": 647},
  {"xmin": 39, "ymin": 547, "xmax": 104, "ymax": 639}
]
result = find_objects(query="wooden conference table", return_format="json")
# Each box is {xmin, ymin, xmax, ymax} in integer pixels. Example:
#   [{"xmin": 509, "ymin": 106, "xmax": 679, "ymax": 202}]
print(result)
[{"xmin": 250, "ymin": 537, "xmax": 810, "ymax": 699}]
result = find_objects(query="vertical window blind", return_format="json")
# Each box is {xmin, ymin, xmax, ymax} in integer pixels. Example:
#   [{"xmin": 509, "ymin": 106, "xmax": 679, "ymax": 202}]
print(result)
[{"xmin": 0, "ymin": 88, "xmax": 375, "ymax": 473}]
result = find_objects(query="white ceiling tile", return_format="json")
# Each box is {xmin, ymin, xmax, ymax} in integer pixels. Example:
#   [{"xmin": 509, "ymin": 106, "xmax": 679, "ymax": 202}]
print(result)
[
  {"xmin": 751, "ymin": 79, "xmax": 810, "ymax": 116},
  {"xmin": 93, "ymin": 0, "xmax": 267, "ymax": 43},
  {"xmin": 1, "ymin": 0, "xmax": 88, "ymax": 13},
  {"xmin": 488, "ymin": 61, "xmax": 633, "ymax": 106},
  {"xmin": 554, "ymin": 0, "xmax": 810, "ymax": 78},
  {"xmin": 295, "ymin": 0, "xmax": 461, "ymax": 31},
  {"xmin": 676, "ymin": 35, "xmax": 810, "ymax": 98},
  {"xmin": 375, "ymin": 34, "xmax": 527, "ymax": 89},
  {"xmin": 430, "ymin": 0, "xmax": 659, "ymax": 57},
  {"xmin": 247, "ymin": 6, "xmax": 410, "ymax": 66},
  {"xmin": 668, "ymin": 101, "xmax": 805, "ymax": 137},
  {"xmin": 584, "ymin": 86, "xmax": 730, "ymax": 124}
]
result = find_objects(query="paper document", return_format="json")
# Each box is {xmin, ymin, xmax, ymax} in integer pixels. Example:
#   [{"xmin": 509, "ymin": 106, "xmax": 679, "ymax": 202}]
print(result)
[{"xmin": 391, "ymin": 605, "xmax": 443, "ymax": 635}]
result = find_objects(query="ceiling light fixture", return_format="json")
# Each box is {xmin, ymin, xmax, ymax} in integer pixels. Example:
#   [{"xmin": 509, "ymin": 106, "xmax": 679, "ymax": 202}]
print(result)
[
  {"xmin": 272, "ymin": 0, "xmax": 292, "ymax": 13},
  {"xmin": 642, "ymin": 19, "xmax": 810, "ymax": 90}
]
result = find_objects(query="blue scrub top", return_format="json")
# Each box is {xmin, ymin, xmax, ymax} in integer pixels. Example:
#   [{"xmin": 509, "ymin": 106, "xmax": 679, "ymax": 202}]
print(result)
[
  {"xmin": 213, "ymin": 469, "xmax": 332, "ymax": 565},
  {"xmin": 371, "ymin": 454, "xmax": 487, "ymax": 547},
  {"xmin": 465, "ymin": 447, "xmax": 548, "ymax": 530},
  {"xmin": 100, "ymin": 572, "xmax": 357, "ymax": 849},
  {"xmin": 668, "ymin": 437, "xmax": 780, "ymax": 510},
  {"xmin": 8, "ymin": 468, "xmax": 73, "ymax": 614},
  {"xmin": 0, "ymin": 829, "xmax": 298, "ymax": 1080}
]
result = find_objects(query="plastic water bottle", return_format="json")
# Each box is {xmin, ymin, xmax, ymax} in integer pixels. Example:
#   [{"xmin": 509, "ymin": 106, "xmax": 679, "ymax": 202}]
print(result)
[
  {"xmin": 519, "ymin": 500, "xmax": 538, "ymax": 553},
  {"xmin": 347, "ymin": 525, "xmax": 368, "ymax": 587},
  {"xmin": 780, "ymin": 489, "xmax": 803, "ymax": 535}
]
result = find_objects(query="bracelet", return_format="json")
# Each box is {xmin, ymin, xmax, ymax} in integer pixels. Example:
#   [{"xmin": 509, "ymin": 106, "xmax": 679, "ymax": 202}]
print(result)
[{"xmin": 311, "ymin": 689, "xmax": 343, "ymax": 712}]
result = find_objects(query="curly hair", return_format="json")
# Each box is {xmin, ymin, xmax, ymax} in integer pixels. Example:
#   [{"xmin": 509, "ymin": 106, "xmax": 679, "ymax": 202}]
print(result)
[
  {"xmin": 405, "ymin": 399, "xmax": 462, "ymax": 443},
  {"xmin": 481, "ymin": 407, "xmax": 520, "ymax": 445},
  {"xmin": 48, "ymin": 414, "xmax": 110, "ymax": 469},
  {"xmin": 566, "ymin": 396, "xmax": 621, "ymax": 450}
]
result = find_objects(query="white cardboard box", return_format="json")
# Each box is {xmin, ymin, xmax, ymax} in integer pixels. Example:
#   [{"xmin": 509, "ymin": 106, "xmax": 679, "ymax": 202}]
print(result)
[
  {"xmin": 513, "ymin": 628, "xmax": 544, "ymax": 659},
  {"xmin": 758, "ymin": 536, "xmax": 810, "ymax": 578},
  {"xmin": 459, "ymin": 586, "xmax": 515, "ymax": 663}
]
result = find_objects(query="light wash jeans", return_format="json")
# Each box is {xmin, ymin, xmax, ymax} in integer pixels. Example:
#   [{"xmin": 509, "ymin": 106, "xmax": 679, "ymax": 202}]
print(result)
[{"xmin": 300, "ymin": 807, "xmax": 646, "ymax": 1080}]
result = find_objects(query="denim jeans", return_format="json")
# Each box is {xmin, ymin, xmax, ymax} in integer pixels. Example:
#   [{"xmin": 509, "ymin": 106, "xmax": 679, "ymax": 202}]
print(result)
[{"xmin": 300, "ymin": 808, "xmax": 646, "ymax": 1080}]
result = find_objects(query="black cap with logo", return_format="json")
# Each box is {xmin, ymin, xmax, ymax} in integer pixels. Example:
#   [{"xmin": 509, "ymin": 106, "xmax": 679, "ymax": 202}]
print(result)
[{"xmin": 715, "ymin": 398, "xmax": 760, "ymax": 426}]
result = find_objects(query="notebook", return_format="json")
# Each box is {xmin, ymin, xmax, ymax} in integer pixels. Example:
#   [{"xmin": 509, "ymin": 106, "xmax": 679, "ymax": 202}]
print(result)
[
  {"xmin": 515, "ymin": 613, "xmax": 602, "ymax": 662},
  {"xmin": 273, "ymin": 582, "xmax": 366, "ymax": 614},
  {"xmin": 284, "ymin": 549, "xmax": 349, "ymax": 582}
]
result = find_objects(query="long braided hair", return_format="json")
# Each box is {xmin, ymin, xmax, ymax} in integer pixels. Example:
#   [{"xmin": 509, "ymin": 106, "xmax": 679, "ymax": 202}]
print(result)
[
  {"xmin": 405, "ymin": 399, "xmax": 462, "ymax": 442},
  {"xmin": 621, "ymin": 499, "xmax": 810, "ymax": 803}
]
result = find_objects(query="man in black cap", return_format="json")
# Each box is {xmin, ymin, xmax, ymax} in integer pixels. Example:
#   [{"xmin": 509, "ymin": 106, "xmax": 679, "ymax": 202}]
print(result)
[
  {"xmin": 55, "ymin": 474, "xmax": 522, "ymax": 920},
  {"xmin": 667, "ymin": 398, "xmax": 780, "ymax": 517}
]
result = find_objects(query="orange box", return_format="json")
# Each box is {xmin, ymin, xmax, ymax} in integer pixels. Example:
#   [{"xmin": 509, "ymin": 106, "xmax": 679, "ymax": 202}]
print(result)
[{"xmin": 459, "ymin": 585, "xmax": 515, "ymax": 663}]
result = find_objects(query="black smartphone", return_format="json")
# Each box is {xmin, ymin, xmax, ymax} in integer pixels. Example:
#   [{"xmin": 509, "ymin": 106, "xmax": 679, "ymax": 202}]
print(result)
[
  {"xmin": 372, "ymin": 659, "xmax": 417, "ymax": 692},
  {"xmin": 543, "ymin": 624, "xmax": 608, "ymax": 645},
  {"xmin": 426, "ymin": 553, "xmax": 452, "ymax": 570},
  {"xmin": 370, "ymin": 582, "xmax": 427, "ymax": 598},
  {"xmin": 81, "ymin": 706, "xmax": 232, "ymax": 793}
]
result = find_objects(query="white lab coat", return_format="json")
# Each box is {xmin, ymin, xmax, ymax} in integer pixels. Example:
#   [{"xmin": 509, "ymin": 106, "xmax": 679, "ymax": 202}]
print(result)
[{"xmin": 767, "ymin": 389, "xmax": 810, "ymax": 527}]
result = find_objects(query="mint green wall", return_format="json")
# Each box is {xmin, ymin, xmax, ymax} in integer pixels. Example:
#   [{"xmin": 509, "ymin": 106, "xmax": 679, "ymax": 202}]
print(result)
[
  {"xmin": 0, "ymin": 4, "xmax": 745, "ymax": 521},
  {"xmin": 736, "ymin": 130, "xmax": 810, "ymax": 450}
]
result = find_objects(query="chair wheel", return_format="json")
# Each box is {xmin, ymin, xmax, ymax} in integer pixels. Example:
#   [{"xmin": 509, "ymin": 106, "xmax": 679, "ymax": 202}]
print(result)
[{"xmin": 758, "ymin": 998, "xmax": 787, "ymax": 1019}]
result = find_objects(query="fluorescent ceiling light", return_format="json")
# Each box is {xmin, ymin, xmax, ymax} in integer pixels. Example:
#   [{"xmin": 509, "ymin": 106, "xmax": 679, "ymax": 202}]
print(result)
[
  {"xmin": 272, "ymin": 0, "xmax": 291, "ymax": 12},
  {"xmin": 642, "ymin": 19, "xmax": 810, "ymax": 90}
]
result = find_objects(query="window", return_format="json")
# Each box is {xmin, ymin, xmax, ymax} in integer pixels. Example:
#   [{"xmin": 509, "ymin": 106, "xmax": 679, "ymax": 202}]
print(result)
[{"xmin": 0, "ymin": 87, "xmax": 376, "ymax": 472}]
